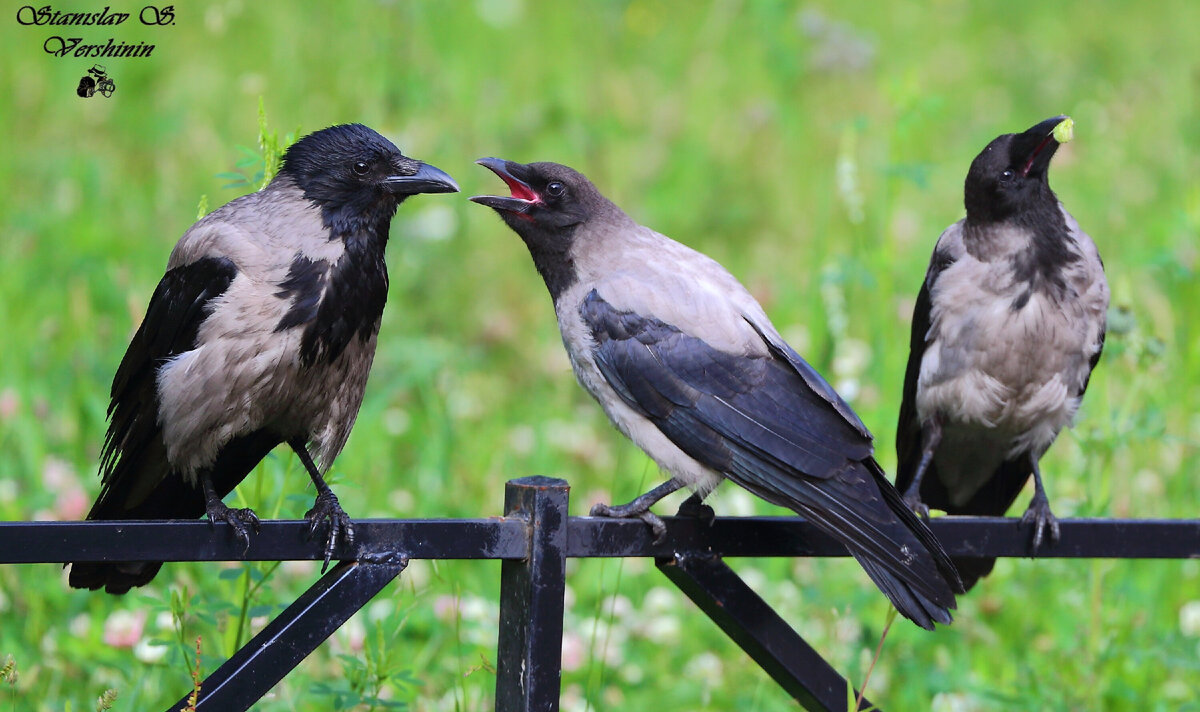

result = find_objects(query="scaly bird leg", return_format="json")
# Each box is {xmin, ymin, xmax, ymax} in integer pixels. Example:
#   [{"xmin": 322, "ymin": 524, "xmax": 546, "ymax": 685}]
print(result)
[
  {"xmin": 290, "ymin": 439, "xmax": 355, "ymax": 572},
  {"xmin": 1020, "ymin": 454, "xmax": 1060, "ymax": 552},
  {"xmin": 201, "ymin": 474, "xmax": 261, "ymax": 554},
  {"xmin": 903, "ymin": 417, "xmax": 943, "ymax": 518},
  {"xmin": 591, "ymin": 479, "xmax": 684, "ymax": 544}
]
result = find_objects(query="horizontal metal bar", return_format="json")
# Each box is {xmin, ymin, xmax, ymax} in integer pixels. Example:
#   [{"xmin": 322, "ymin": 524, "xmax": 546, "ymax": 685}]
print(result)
[
  {"xmin": 0, "ymin": 518, "xmax": 529, "ymax": 563},
  {"xmin": 930, "ymin": 517, "xmax": 1200, "ymax": 559},
  {"xmin": 566, "ymin": 516, "xmax": 1200, "ymax": 559},
  {"xmin": 4, "ymin": 516, "xmax": 1197, "ymax": 564}
]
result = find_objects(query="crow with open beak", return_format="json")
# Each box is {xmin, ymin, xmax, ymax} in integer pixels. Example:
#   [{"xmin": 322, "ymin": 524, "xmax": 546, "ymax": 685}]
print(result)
[
  {"xmin": 472, "ymin": 158, "xmax": 963, "ymax": 629},
  {"xmin": 895, "ymin": 117, "xmax": 1108, "ymax": 589},
  {"xmin": 69, "ymin": 124, "xmax": 459, "ymax": 593}
]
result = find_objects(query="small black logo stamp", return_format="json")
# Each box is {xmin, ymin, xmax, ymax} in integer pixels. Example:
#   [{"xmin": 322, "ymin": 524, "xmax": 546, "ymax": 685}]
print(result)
[{"xmin": 76, "ymin": 63, "xmax": 115, "ymax": 98}]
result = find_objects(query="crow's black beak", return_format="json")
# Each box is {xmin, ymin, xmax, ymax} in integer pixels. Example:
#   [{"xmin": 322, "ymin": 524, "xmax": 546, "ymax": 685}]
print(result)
[
  {"xmin": 1015, "ymin": 116, "xmax": 1071, "ymax": 178},
  {"xmin": 469, "ymin": 157, "xmax": 539, "ymax": 214},
  {"xmin": 383, "ymin": 162, "xmax": 460, "ymax": 195}
]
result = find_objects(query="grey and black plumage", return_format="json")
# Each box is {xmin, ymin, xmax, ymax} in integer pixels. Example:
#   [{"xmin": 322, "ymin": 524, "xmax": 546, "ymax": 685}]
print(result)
[
  {"xmin": 895, "ymin": 117, "xmax": 1108, "ymax": 590},
  {"xmin": 68, "ymin": 124, "xmax": 458, "ymax": 594},
  {"xmin": 471, "ymin": 158, "xmax": 963, "ymax": 629}
]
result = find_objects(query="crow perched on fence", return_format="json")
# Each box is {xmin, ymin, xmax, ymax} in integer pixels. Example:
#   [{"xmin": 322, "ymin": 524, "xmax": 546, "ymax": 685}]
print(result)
[
  {"xmin": 471, "ymin": 158, "xmax": 963, "ymax": 629},
  {"xmin": 69, "ymin": 124, "xmax": 458, "ymax": 593},
  {"xmin": 895, "ymin": 117, "xmax": 1109, "ymax": 590}
]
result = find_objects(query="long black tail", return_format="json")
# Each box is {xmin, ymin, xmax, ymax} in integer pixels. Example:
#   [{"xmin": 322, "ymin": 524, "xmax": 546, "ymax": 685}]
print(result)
[
  {"xmin": 851, "ymin": 460, "xmax": 965, "ymax": 628},
  {"xmin": 903, "ymin": 457, "xmax": 1034, "ymax": 591},
  {"xmin": 735, "ymin": 457, "xmax": 964, "ymax": 630},
  {"xmin": 69, "ymin": 430, "xmax": 280, "ymax": 594}
]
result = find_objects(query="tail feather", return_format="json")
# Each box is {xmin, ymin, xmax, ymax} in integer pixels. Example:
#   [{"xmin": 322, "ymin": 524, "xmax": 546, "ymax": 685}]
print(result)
[
  {"xmin": 848, "ymin": 461, "xmax": 962, "ymax": 628},
  {"xmin": 68, "ymin": 561, "xmax": 162, "ymax": 594},
  {"xmin": 730, "ymin": 456, "xmax": 963, "ymax": 628},
  {"xmin": 912, "ymin": 457, "xmax": 1033, "ymax": 592},
  {"xmin": 69, "ymin": 429, "xmax": 282, "ymax": 594},
  {"xmin": 868, "ymin": 458, "xmax": 964, "ymax": 596},
  {"xmin": 949, "ymin": 558, "xmax": 997, "ymax": 592},
  {"xmin": 67, "ymin": 467, "xmax": 198, "ymax": 593},
  {"xmin": 855, "ymin": 556, "xmax": 953, "ymax": 630}
]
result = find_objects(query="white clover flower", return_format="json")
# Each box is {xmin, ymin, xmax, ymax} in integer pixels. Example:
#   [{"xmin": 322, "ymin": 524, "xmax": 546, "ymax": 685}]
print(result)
[
  {"xmin": 560, "ymin": 631, "xmax": 586, "ymax": 672},
  {"xmin": 102, "ymin": 609, "xmax": 146, "ymax": 649},
  {"xmin": 134, "ymin": 637, "xmax": 169, "ymax": 664},
  {"xmin": 1180, "ymin": 600, "xmax": 1200, "ymax": 637},
  {"xmin": 932, "ymin": 691, "xmax": 985, "ymax": 712}
]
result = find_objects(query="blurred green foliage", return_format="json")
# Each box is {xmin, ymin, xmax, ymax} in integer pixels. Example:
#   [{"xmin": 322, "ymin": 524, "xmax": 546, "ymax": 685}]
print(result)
[{"xmin": 1, "ymin": 1, "xmax": 1198, "ymax": 710}]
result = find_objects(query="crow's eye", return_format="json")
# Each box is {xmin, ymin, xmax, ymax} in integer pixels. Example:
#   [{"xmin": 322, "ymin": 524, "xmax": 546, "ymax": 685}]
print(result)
[
  {"xmin": 353, "ymin": 161, "xmax": 370, "ymax": 176},
  {"xmin": 545, "ymin": 181, "xmax": 565, "ymax": 198},
  {"xmin": 1000, "ymin": 169, "xmax": 1014, "ymax": 182}
]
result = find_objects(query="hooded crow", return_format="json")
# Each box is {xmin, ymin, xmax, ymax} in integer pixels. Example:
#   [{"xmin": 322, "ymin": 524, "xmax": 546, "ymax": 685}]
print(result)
[
  {"xmin": 471, "ymin": 158, "xmax": 963, "ymax": 629},
  {"xmin": 68, "ymin": 124, "xmax": 459, "ymax": 594},
  {"xmin": 895, "ymin": 117, "xmax": 1108, "ymax": 589}
]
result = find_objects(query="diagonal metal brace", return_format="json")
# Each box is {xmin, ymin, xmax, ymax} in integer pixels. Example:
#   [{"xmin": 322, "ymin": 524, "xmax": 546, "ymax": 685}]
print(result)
[
  {"xmin": 167, "ymin": 553, "xmax": 408, "ymax": 712},
  {"xmin": 657, "ymin": 552, "xmax": 874, "ymax": 712}
]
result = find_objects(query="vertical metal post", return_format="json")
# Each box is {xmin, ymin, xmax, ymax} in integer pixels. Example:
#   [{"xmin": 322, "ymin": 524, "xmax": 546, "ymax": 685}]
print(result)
[
  {"xmin": 658, "ymin": 552, "xmax": 875, "ymax": 712},
  {"xmin": 495, "ymin": 477, "xmax": 570, "ymax": 712},
  {"xmin": 167, "ymin": 555, "xmax": 408, "ymax": 712}
]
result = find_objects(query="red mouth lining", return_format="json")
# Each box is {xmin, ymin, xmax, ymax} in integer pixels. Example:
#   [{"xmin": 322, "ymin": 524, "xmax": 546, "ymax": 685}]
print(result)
[{"xmin": 498, "ymin": 172, "xmax": 538, "ymax": 202}]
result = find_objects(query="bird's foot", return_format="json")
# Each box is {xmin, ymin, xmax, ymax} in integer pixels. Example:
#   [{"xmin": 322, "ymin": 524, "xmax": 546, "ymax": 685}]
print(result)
[
  {"xmin": 676, "ymin": 493, "xmax": 716, "ymax": 527},
  {"xmin": 1020, "ymin": 492, "xmax": 1060, "ymax": 552},
  {"xmin": 305, "ymin": 490, "xmax": 355, "ymax": 572},
  {"xmin": 903, "ymin": 492, "xmax": 931, "ymax": 520},
  {"xmin": 206, "ymin": 501, "xmax": 261, "ymax": 554},
  {"xmin": 590, "ymin": 501, "xmax": 668, "ymax": 544}
]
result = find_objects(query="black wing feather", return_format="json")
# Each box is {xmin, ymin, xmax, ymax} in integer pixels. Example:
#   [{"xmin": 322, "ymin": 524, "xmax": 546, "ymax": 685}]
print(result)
[
  {"xmin": 582, "ymin": 291, "xmax": 961, "ymax": 627},
  {"xmin": 91, "ymin": 256, "xmax": 238, "ymax": 518},
  {"xmin": 71, "ymin": 256, "xmax": 244, "ymax": 594},
  {"xmin": 1079, "ymin": 326, "xmax": 1105, "ymax": 398},
  {"xmin": 895, "ymin": 248, "xmax": 954, "ymax": 504},
  {"xmin": 744, "ymin": 318, "xmax": 873, "ymax": 440}
]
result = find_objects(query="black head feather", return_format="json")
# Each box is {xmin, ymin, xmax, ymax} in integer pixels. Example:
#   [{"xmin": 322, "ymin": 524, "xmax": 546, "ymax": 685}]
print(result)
[
  {"xmin": 963, "ymin": 116, "xmax": 1068, "ymax": 226},
  {"xmin": 962, "ymin": 117, "xmax": 1080, "ymax": 298},
  {"xmin": 281, "ymin": 123, "xmax": 456, "ymax": 239}
]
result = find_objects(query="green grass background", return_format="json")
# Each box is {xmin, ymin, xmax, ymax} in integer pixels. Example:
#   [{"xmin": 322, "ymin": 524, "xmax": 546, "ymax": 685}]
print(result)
[{"xmin": 2, "ymin": 1, "xmax": 1198, "ymax": 710}]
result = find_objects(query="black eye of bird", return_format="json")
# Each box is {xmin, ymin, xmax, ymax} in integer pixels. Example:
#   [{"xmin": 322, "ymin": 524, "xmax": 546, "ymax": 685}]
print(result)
[
  {"xmin": 352, "ymin": 161, "xmax": 370, "ymax": 176},
  {"xmin": 545, "ymin": 181, "xmax": 565, "ymax": 198},
  {"xmin": 999, "ymin": 169, "xmax": 1014, "ymax": 182}
]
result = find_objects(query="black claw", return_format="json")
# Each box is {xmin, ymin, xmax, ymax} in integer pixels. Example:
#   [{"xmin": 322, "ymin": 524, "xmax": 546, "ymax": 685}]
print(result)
[
  {"xmin": 589, "ymin": 502, "xmax": 614, "ymax": 518},
  {"xmin": 639, "ymin": 510, "xmax": 668, "ymax": 544},
  {"xmin": 1021, "ymin": 494, "xmax": 1060, "ymax": 553},
  {"xmin": 904, "ymin": 494, "xmax": 931, "ymax": 520},
  {"xmin": 591, "ymin": 501, "xmax": 669, "ymax": 543},
  {"xmin": 588, "ymin": 481, "xmax": 685, "ymax": 544},
  {"xmin": 206, "ymin": 502, "xmax": 261, "ymax": 555},
  {"xmin": 305, "ymin": 490, "xmax": 354, "ymax": 572}
]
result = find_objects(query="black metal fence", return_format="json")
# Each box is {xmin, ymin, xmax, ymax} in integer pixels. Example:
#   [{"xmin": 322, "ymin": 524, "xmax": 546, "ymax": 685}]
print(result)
[{"xmin": 3, "ymin": 475, "xmax": 1198, "ymax": 711}]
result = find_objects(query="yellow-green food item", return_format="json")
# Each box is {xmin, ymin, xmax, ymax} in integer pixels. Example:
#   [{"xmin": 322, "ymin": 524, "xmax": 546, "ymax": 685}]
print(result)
[{"xmin": 1053, "ymin": 117, "xmax": 1075, "ymax": 144}]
